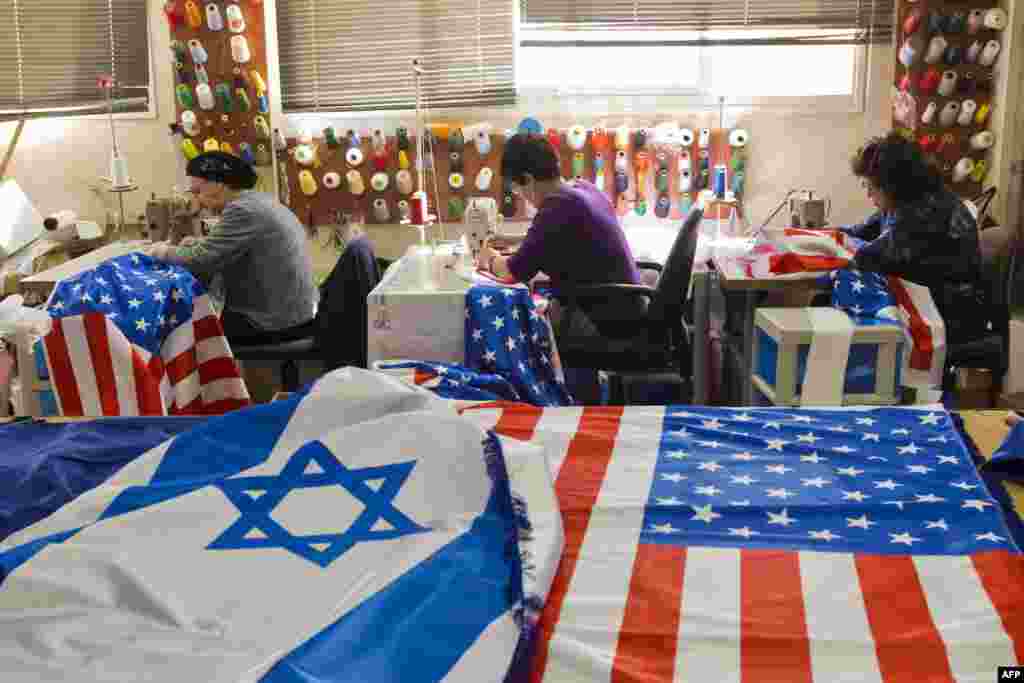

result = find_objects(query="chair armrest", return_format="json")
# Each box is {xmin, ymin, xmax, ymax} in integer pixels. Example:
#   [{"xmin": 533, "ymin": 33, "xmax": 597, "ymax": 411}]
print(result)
[
  {"xmin": 635, "ymin": 260, "xmax": 663, "ymax": 273},
  {"xmin": 557, "ymin": 283, "xmax": 658, "ymax": 302}
]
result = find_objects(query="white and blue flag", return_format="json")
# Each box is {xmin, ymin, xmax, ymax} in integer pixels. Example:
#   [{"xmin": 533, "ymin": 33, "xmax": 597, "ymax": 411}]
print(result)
[{"xmin": 0, "ymin": 369, "xmax": 562, "ymax": 682}]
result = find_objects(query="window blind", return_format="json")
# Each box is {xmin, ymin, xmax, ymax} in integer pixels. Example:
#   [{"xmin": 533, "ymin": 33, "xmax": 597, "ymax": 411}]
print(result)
[
  {"xmin": 277, "ymin": 0, "xmax": 515, "ymax": 113},
  {"xmin": 521, "ymin": 1, "xmax": 894, "ymax": 45},
  {"xmin": 0, "ymin": 0, "xmax": 150, "ymax": 119}
]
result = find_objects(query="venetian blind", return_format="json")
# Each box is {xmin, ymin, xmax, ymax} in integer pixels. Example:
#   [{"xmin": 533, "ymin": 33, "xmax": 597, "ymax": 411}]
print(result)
[
  {"xmin": 520, "ymin": 0, "xmax": 894, "ymax": 44},
  {"xmin": 277, "ymin": 0, "xmax": 515, "ymax": 113},
  {"xmin": 0, "ymin": 0, "xmax": 150, "ymax": 119}
]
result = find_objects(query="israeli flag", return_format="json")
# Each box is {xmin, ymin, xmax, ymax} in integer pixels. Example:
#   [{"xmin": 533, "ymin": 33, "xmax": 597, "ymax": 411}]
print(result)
[{"xmin": 0, "ymin": 369, "xmax": 563, "ymax": 682}]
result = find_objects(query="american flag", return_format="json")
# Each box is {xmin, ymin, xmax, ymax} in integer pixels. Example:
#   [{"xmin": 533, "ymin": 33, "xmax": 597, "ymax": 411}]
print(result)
[
  {"xmin": 464, "ymin": 284, "xmax": 572, "ymax": 406},
  {"xmin": 746, "ymin": 228, "xmax": 857, "ymax": 279},
  {"xmin": 832, "ymin": 268, "xmax": 946, "ymax": 387},
  {"xmin": 374, "ymin": 359, "xmax": 524, "ymax": 402},
  {"xmin": 42, "ymin": 252, "xmax": 250, "ymax": 416},
  {"xmin": 462, "ymin": 403, "xmax": 1024, "ymax": 682}
]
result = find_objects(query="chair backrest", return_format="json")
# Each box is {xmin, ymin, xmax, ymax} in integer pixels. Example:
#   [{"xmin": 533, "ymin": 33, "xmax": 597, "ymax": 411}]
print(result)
[
  {"xmin": 315, "ymin": 235, "xmax": 381, "ymax": 370},
  {"xmin": 648, "ymin": 207, "xmax": 703, "ymax": 325},
  {"xmin": 977, "ymin": 225, "xmax": 1017, "ymax": 340}
]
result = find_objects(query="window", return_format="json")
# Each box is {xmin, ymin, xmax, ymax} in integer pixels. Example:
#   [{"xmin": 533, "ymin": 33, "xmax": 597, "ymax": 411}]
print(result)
[
  {"xmin": 277, "ymin": 0, "xmax": 516, "ymax": 114},
  {"xmin": 518, "ymin": 1, "xmax": 892, "ymax": 107},
  {"xmin": 0, "ymin": 0, "xmax": 151, "ymax": 119}
]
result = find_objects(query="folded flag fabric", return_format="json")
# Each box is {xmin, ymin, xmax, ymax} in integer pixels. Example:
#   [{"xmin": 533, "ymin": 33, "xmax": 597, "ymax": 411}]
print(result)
[
  {"xmin": 460, "ymin": 403, "xmax": 1024, "ymax": 682},
  {"xmin": 0, "ymin": 368, "xmax": 562, "ymax": 682},
  {"xmin": 0, "ymin": 417, "xmax": 208, "ymax": 542},
  {"xmin": 746, "ymin": 228, "xmax": 855, "ymax": 279},
  {"xmin": 375, "ymin": 359, "xmax": 524, "ymax": 402},
  {"xmin": 983, "ymin": 419, "xmax": 1024, "ymax": 479},
  {"xmin": 42, "ymin": 252, "xmax": 249, "ymax": 416},
  {"xmin": 463, "ymin": 284, "xmax": 572, "ymax": 406},
  {"xmin": 832, "ymin": 268, "xmax": 947, "ymax": 388}
]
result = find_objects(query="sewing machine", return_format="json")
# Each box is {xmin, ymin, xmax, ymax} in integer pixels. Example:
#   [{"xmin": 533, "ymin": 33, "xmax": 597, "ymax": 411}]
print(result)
[
  {"xmin": 144, "ymin": 193, "xmax": 200, "ymax": 244},
  {"xmin": 788, "ymin": 191, "xmax": 831, "ymax": 229}
]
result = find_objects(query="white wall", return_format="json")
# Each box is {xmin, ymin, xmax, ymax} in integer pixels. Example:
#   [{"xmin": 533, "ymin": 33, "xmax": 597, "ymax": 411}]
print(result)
[
  {"xmin": 0, "ymin": 1, "xmax": 891, "ymax": 238},
  {"xmin": 0, "ymin": 0, "xmax": 178, "ymax": 224}
]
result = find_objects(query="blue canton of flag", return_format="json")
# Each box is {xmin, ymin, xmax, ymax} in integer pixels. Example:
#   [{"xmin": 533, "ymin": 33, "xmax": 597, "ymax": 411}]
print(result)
[
  {"xmin": 376, "ymin": 360, "xmax": 524, "ymax": 402},
  {"xmin": 831, "ymin": 268, "xmax": 897, "ymax": 320},
  {"xmin": 464, "ymin": 285, "xmax": 572, "ymax": 406},
  {"xmin": 47, "ymin": 252, "xmax": 199, "ymax": 355},
  {"xmin": 42, "ymin": 252, "xmax": 249, "ymax": 416},
  {"xmin": 641, "ymin": 407, "xmax": 1015, "ymax": 555}
]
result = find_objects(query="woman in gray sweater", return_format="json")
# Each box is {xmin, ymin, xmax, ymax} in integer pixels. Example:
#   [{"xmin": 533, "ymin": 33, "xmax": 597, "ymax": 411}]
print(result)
[{"xmin": 146, "ymin": 151, "xmax": 318, "ymax": 345}]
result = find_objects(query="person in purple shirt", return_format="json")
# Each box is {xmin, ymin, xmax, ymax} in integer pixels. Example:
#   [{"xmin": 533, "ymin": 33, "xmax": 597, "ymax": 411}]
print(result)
[{"xmin": 477, "ymin": 133, "xmax": 644, "ymax": 339}]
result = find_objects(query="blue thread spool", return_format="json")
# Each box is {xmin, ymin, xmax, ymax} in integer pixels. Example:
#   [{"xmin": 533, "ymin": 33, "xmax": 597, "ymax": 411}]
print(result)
[{"xmin": 713, "ymin": 164, "xmax": 727, "ymax": 197}]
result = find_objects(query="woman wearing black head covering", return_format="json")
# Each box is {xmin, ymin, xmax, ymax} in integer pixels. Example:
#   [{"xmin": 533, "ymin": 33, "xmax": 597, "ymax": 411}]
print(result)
[
  {"xmin": 842, "ymin": 132, "xmax": 986, "ymax": 343},
  {"xmin": 145, "ymin": 151, "xmax": 318, "ymax": 345}
]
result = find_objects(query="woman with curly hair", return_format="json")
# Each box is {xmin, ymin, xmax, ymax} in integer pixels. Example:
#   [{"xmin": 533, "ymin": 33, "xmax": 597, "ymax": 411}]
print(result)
[{"xmin": 842, "ymin": 132, "xmax": 987, "ymax": 343}]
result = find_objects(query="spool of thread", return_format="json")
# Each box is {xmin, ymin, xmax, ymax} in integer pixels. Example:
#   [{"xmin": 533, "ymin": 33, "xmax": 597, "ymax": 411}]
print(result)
[
  {"xmin": 939, "ymin": 101, "xmax": 960, "ymax": 127},
  {"xmin": 979, "ymin": 40, "xmax": 1001, "ymax": 67},
  {"xmin": 728, "ymin": 128, "xmax": 749, "ymax": 147},
  {"xmin": 953, "ymin": 157, "xmax": 975, "ymax": 183},
  {"xmin": 921, "ymin": 101, "xmax": 937, "ymax": 125},
  {"xmin": 937, "ymin": 71, "xmax": 958, "ymax": 97},
  {"xmin": 111, "ymin": 156, "xmax": 131, "ymax": 187},
  {"xmin": 410, "ymin": 191, "xmax": 428, "ymax": 225},
  {"xmin": 975, "ymin": 103, "xmax": 991, "ymax": 126},
  {"xmin": 919, "ymin": 68, "xmax": 942, "ymax": 95},
  {"xmin": 924, "ymin": 35, "xmax": 947, "ymax": 64},
  {"xmin": 43, "ymin": 209, "xmax": 77, "ymax": 232},
  {"xmin": 966, "ymin": 40, "xmax": 983, "ymax": 64},
  {"xmin": 713, "ymin": 165, "xmax": 727, "ymax": 197},
  {"xmin": 984, "ymin": 8, "xmax": 1008, "ymax": 30},
  {"xmin": 899, "ymin": 35, "xmax": 923, "ymax": 67},
  {"xmin": 967, "ymin": 9, "xmax": 984, "ymax": 34},
  {"xmin": 957, "ymin": 100, "xmax": 977, "ymax": 126},
  {"xmin": 970, "ymin": 131, "xmax": 995, "ymax": 150}
]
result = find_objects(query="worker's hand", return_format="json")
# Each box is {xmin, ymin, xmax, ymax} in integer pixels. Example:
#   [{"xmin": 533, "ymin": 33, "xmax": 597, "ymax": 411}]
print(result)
[
  {"xmin": 179, "ymin": 235, "xmax": 200, "ymax": 247},
  {"xmin": 143, "ymin": 241, "xmax": 173, "ymax": 262},
  {"xmin": 477, "ymin": 238, "xmax": 499, "ymax": 271}
]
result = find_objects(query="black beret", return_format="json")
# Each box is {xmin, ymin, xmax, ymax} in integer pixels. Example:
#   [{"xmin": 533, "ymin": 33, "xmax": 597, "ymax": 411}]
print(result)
[{"xmin": 186, "ymin": 151, "xmax": 258, "ymax": 190}]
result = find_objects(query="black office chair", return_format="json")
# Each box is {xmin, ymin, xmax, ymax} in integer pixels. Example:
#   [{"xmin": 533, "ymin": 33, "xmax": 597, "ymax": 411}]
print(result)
[
  {"xmin": 944, "ymin": 225, "xmax": 1018, "ymax": 393},
  {"xmin": 556, "ymin": 208, "xmax": 703, "ymax": 404},
  {"xmin": 232, "ymin": 236, "xmax": 382, "ymax": 392}
]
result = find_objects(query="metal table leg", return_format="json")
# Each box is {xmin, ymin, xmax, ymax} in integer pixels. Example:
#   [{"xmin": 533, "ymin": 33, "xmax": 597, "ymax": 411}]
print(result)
[
  {"xmin": 691, "ymin": 271, "xmax": 709, "ymax": 404},
  {"xmin": 741, "ymin": 290, "xmax": 758, "ymax": 406}
]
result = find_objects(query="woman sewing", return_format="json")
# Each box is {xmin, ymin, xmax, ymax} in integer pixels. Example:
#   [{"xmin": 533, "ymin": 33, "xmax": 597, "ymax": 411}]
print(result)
[
  {"xmin": 842, "ymin": 133, "xmax": 987, "ymax": 343},
  {"xmin": 144, "ymin": 151, "xmax": 318, "ymax": 345},
  {"xmin": 476, "ymin": 133, "xmax": 643, "ymax": 340}
]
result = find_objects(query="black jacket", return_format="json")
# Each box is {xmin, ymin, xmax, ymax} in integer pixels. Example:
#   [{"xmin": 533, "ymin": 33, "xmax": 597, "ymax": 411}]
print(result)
[
  {"xmin": 315, "ymin": 236, "xmax": 381, "ymax": 370},
  {"xmin": 843, "ymin": 189, "xmax": 987, "ymax": 343}
]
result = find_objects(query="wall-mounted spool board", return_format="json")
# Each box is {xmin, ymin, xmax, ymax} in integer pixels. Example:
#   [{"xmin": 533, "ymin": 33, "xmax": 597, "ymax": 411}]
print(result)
[
  {"xmin": 892, "ymin": 0, "xmax": 1006, "ymax": 198},
  {"xmin": 164, "ymin": 1, "xmax": 274, "ymax": 178},
  {"xmin": 280, "ymin": 127, "xmax": 740, "ymax": 226}
]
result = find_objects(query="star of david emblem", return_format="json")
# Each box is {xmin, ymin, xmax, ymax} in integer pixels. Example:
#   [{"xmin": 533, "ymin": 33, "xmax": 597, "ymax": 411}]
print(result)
[{"xmin": 209, "ymin": 441, "xmax": 429, "ymax": 567}]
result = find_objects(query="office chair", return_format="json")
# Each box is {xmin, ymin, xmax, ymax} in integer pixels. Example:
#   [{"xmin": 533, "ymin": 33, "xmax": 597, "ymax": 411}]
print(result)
[
  {"xmin": 944, "ymin": 224, "xmax": 1018, "ymax": 394},
  {"xmin": 232, "ymin": 236, "xmax": 381, "ymax": 392},
  {"xmin": 555, "ymin": 208, "xmax": 703, "ymax": 404}
]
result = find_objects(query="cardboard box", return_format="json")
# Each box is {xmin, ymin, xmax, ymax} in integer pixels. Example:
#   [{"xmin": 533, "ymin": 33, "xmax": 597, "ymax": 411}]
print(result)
[
  {"xmin": 956, "ymin": 368, "xmax": 995, "ymax": 392},
  {"xmin": 953, "ymin": 389, "xmax": 995, "ymax": 410},
  {"xmin": 1007, "ymin": 319, "xmax": 1024, "ymax": 395},
  {"xmin": 998, "ymin": 393, "xmax": 1024, "ymax": 411}
]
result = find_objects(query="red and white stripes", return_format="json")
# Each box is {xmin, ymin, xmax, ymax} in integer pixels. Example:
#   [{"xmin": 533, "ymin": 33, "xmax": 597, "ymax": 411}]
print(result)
[
  {"xmin": 43, "ymin": 294, "xmax": 248, "ymax": 416},
  {"xmin": 462, "ymin": 404, "xmax": 1024, "ymax": 683}
]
